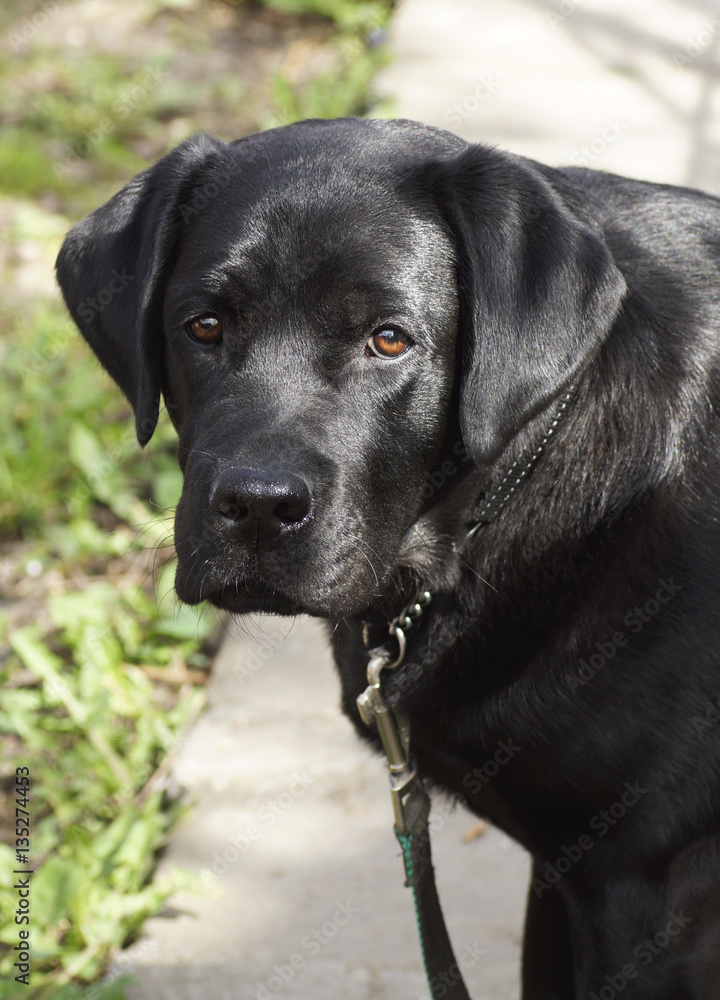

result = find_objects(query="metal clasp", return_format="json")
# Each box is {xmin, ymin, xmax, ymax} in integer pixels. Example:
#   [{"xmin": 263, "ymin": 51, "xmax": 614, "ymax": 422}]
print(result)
[
  {"xmin": 356, "ymin": 590, "xmax": 431, "ymax": 833},
  {"xmin": 357, "ymin": 651, "xmax": 417, "ymax": 833}
]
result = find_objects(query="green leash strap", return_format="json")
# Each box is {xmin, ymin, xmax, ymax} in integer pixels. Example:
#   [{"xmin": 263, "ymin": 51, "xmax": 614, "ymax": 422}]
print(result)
[
  {"xmin": 395, "ymin": 784, "xmax": 473, "ymax": 1000},
  {"xmin": 357, "ymin": 630, "xmax": 473, "ymax": 1000}
]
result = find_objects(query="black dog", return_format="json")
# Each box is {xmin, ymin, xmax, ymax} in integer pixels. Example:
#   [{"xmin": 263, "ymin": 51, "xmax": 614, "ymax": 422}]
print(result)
[{"xmin": 57, "ymin": 117, "xmax": 720, "ymax": 998}]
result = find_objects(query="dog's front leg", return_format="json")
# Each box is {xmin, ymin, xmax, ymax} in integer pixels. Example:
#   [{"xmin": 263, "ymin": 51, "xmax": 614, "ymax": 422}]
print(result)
[{"xmin": 522, "ymin": 862, "xmax": 576, "ymax": 999}]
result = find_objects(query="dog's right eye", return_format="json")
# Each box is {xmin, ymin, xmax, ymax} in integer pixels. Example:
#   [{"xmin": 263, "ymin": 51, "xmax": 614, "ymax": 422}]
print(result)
[
  {"xmin": 365, "ymin": 327, "xmax": 413, "ymax": 359},
  {"xmin": 186, "ymin": 315, "xmax": 223, "ymax": 344}
]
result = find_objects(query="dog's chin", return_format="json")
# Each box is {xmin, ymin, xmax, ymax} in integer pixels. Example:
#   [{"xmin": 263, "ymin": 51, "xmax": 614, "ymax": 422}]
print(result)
[
  {"xmin": 174, "ymin": 567, "xmax": 377, "ymax": 620},
  {"xmin": 198, "ymin": 588, "xmax": 307, "ymax": 617}
]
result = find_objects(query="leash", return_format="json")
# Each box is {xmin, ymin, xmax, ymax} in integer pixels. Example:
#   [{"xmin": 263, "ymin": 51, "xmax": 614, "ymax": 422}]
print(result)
[
  {"xmin": 357, "ymin": 592, "xmax": 473, "ymax": 1000},
  {"xmin": 356, "ymin": 386, "xmax": 579, "ymax": 998}
]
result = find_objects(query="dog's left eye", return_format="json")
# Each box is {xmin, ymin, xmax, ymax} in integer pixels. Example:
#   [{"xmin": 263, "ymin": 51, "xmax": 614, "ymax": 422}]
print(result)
[
  {"xmin": 186, "ymin": 314, "xmax": 223, "ymax": 344},
  {"xmin": 365, "ymin": 327, "xmax": 413, "ymax": 359}
]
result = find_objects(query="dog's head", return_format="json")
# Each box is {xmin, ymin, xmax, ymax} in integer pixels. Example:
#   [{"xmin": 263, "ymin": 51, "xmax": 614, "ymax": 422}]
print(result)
[{"xmin": 56, "ymin": 118, "xmax": 625, "ymax": 618}]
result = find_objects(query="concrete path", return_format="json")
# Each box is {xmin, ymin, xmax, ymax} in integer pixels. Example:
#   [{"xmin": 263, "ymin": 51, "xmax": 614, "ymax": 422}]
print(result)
[
  {"xmin": 117, "ymin": 3, "xmax": 720, "ymax": 999},
  {"xmin": 377, "ymin": 0, "xmax": 720, "ymax": 194},
  {"xmin": 119, "ymin": 618, "xmax": 528, "ymax": 999}
]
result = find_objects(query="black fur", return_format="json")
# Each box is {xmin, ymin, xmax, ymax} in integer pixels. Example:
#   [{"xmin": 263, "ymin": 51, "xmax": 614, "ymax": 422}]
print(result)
[{"xmin": 57, "ymin": 117, "xmax": 720, "ymax": 998}]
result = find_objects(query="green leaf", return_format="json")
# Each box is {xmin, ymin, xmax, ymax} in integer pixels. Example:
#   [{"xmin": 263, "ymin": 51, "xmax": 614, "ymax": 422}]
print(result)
[
  {"xmin": 9, "ymin": 626, "xmax": 82, "ymax": 716},
  {"xmin": 31, "ymin": 855, "xmax": 81, "ymax": 929},
  {"xmin": 0, "ymin": 688, "xmax": 42, "ymax": 739},
  {"xmin": 67, "ymin": 423, "xmax": 167, "ymax": 540}
]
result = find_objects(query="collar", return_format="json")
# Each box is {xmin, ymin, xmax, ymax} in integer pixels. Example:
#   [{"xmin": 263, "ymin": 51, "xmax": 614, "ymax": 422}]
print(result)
[
  {"xmin": 466, "ymin": 383, "xmax": 578, "ymax": 536},
  {"xmin": 361, "ymin": 384, "xmax": 578, "ymax": 657}
]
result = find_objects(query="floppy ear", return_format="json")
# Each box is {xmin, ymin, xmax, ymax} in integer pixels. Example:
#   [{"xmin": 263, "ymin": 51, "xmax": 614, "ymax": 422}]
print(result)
[
  {"xmin": 56, "ymin": 134, "xmax": 228, "ymax": 445},
  {"xmin": 426, "ymin": 146, "xmax": 627, "ymax": 464}
]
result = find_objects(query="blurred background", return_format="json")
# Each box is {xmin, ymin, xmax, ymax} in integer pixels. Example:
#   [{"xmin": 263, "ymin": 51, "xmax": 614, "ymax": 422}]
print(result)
[{"xmin": 1, "ymin": 1, "xmax": 719, "ymax": 998}]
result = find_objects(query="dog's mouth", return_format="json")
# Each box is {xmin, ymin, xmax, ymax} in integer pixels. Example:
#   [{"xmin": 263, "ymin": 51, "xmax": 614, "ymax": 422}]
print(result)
[
  {"xmin": 171, "ymin": 458, "xmax": 418, "ymax": 619},
  {"xmin": 173, "ymin": 539, "xmax": 390, "ymax": 619},
  {"xmin": 176, "ymin": 572, "xmax": 307, "ymax": 617}
]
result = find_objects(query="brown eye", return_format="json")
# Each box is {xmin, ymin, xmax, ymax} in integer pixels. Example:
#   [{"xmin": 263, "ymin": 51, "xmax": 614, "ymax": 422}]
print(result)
[
  {"xmin": 365, "ymin": 327, "xmax": 413, "ymax": 359},
  {"xmin": 187, "ymin": 315, "xmax": 222, "ymax": 344}
]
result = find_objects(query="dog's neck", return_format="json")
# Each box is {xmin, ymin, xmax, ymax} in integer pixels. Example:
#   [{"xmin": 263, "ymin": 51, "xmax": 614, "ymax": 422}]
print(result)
[{"xmin": 357, "ymin": 384, "xmax": 580, "ymax": 669}]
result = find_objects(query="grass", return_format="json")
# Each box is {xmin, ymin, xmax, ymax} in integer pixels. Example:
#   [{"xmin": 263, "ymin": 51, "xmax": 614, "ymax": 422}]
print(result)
[
  {"xmin": 0, "ymin": 288, "xmax": 216, "ymax": 998},
  {"xmin": 0, "ymin": 0, "xmax": 393, "ymax": 995},
  {"xmin": 0, "ymin": 587, "xmax": 211, "ymax": 997},
  {"xmin": 0, "ymin": 0, "xmax": 392, "ymax": 217}
]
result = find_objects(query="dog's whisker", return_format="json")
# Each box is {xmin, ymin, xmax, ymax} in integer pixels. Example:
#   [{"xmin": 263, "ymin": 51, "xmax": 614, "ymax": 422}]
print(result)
[{"xmin": 456, "ymin": 554, "xmax": 498, "ymax": 593}]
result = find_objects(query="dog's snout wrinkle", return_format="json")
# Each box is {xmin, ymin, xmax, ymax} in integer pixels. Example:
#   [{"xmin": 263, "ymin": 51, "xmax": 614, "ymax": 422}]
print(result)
[{"xmin": 209, "ymin": 466, "xmax": 311, "ymax": 548}]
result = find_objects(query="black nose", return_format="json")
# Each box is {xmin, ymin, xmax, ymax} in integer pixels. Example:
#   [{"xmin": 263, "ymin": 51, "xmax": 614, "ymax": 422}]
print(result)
[{"xmin": 209, "ymin": 466, "xmax": 312, "ymax": 547}]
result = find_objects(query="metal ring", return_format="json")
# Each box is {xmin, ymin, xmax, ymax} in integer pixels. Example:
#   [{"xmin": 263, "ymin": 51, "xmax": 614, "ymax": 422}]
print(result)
[{"xmin": 386, "ymin": 625, "xmax": 406, "ymax": 668}]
